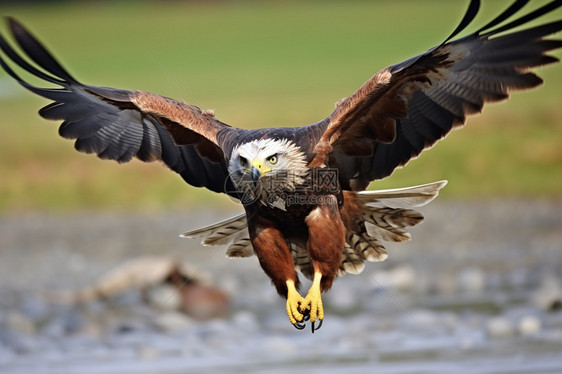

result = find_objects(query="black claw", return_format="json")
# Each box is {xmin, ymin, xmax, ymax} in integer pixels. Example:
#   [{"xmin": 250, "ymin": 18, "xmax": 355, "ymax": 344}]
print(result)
[
  {"xmin": 311, "ymin": 318, "xmax": 323, "ymax": 333},
  {"xmin": 293, "ymin": 320, "xmax": 306, "ymax": 330}
]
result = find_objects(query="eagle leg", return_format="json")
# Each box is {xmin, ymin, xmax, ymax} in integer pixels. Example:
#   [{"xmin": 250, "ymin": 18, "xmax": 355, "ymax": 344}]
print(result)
[
  {"xmin": 300, "ymin": 197, "xmax": 346, "ymax": 329},
  {"xmin": 247, "ymin": 218, "xmax": 306, "ymax": 328},
  {"xmin": 285, "ymin": 279, "xmax": 306, "ymax": 326},
  {"xmin": 301, "ymin": 270, "xmax": 324, "ymax": 324}
]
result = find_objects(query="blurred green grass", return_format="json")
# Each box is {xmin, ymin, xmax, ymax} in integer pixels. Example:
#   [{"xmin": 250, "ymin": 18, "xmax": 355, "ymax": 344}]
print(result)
[{"xmin": 0, "ymin": 0, "xmax": 561, "ymax": 212}]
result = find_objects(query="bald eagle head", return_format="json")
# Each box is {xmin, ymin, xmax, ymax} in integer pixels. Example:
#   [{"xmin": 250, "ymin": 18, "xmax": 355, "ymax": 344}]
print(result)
[{"xmin": 228, "ymin": 138, "xmax": 307, "ymax": 208}]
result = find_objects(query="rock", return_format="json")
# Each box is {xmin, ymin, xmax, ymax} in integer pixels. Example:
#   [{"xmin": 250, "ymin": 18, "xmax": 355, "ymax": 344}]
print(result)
[
  {"xmin": 3, "ymin": 312, "xmax": 36, "ymax": 335},
  {"xmin": 532, "ymin": 275, "xmax": 562, "ymax": 311},
  {"xmin": 145, "ymin": 284, "xmax": 182, "ymax": 311},
  {"xmin": 486, "ymin": 316, "xmax": 514, "ymax": 338},
  {"xmin": 0, "ymin": 330, "xmax": 38, "ymax": 354},
  {"xmin": 63, "ymin": 256, "xmax": 230, "ymax": 321},
  {"xmin": 40, "ymin": 319, "xmax": 65, "ymax": 339},
  {"xmin": 19, "ymin": 295, "xmax": 50, "ymax": 323},
  {"xmin": 177, "ymin": 283, "xmax": 229, "ymax": 320},
  {"xmin": 107, "ymin": 289, "xmax": 144, "ymax": 308},
  {"xmin": 40, "ymin": 307, "xmax": 85, "ymax": 338},
  {"xmin": 137, "ymin": 344, "xmax": 160, "ymax": 360},
  {"xmin": 389, "ymin": 266, "xmax": 417, "ymax": 292},
  {"xmin": 434, "ymin": 272, "xmax": 458, "ymax": 295},
  {"xmin": 75, "ymin": 256, "xmax": 177, "ymax": 302},
  {"xmin": 372, "ymin": 265, "xmax": 416, "ymax": 292},
  {"xmin": 518, "ymin": 315, "xmax": 541, "ymax": 336},
  {"xmin": 152, "ymin": 311, "xmax": 195, "ymax": 333},
  {"xmin": 457, "ymin": 267, "xmax": 486, "ymax": 293},
  {"xmin": 59, "ymin": 308, "xmax": 86, "ymax": 334},
  {"xmin": 402, "ymin": 309, "xmax": 439, "ymax": 329}
]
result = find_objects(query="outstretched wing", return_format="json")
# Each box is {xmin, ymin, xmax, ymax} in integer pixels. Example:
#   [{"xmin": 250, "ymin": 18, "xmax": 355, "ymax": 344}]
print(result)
[
  {"xmin": 0, "ymin": 18, "xmax": 236, "ymax": 195},
  {"xmin": 310, "ymin": 0, "xmax": 562, "ymax": 190}
]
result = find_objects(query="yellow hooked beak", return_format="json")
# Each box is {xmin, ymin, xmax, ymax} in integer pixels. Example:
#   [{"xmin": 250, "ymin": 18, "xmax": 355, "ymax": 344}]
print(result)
[{"xmin": 250, "ymin": 158, "xmax": 273, "ymax": 182}]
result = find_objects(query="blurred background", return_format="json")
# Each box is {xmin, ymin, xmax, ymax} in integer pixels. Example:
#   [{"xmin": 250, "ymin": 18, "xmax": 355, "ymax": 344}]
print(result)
[{"xmin": 0, "ymin": 1, "xmax": 561, "ymax": 373}]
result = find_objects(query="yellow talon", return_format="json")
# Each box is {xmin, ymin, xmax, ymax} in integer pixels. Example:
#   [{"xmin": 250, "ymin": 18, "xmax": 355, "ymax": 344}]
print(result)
[
  {"xmin": 302, "ymin": 271, "xmax": 324, "ymax": 323},
  {"xmin": 286, "ymin": 280, "xmax": 305, "ymax": 325}
]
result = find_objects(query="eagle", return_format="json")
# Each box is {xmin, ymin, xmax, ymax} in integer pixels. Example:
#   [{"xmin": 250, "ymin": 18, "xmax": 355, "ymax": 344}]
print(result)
[{"xmin": 1, "ymin": 0, "xmax": 561, "ymax": 332}]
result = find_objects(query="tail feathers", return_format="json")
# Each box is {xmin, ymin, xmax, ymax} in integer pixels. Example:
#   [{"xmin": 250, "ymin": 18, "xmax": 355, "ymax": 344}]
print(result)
[
  {"xmin": 181, "ymin": 212, "xmax": 254, "ymax": 258},
  {"xmin": 339, "ymin": 243, "xmax": 366, "ymax": 276},
  {"xmin": 338, "ymin": 208, "xmax": 418, "ymax": 277},
  {"xmin": 347, "ymin": 232, "xmax": 389, "ymax": 262},
  {"xmin": 225, "ymin": 232, "xmax": 253, "ymax": 258},
  {"xmin": 181, "ymin": 213, "xmax": 247, "ymax": 243},
  {"xmin": 363, "ymin": 206, "xmax": 423, "ymax": 242},
  {"xmin": 338, "ymin": 180, "xmax": 446, "ymax": 277},
  {"xmin": 356, "ymin": 180, "xmax": 447, "ymax": 208}
]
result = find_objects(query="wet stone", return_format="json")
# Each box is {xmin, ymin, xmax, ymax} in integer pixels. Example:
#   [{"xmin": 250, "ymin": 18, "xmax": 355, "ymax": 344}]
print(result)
[
  {"xmin": 518, "ymin": 315, "xmax": 542, "ymax": 336},
  {"xmin": 457, "ymin": 267, "xmax": 486, "ymax": 293},
  {"xmin": 3, "ymin": 312, "xmax": 36, "ymax": 336},
  {"xmin": 145, "ymin": 284, "xmax": 182, "ymax": 311},
  {"xmin": 19, "ymin": 295, "xmax": 50, "ymax": 323},
  {"xmin": 486, "ymin": 316, "xmax": 514, "ymax": 339},
  {"xmin": 152, "ymin": 311, "xmax": 195, "ymax": 333}
]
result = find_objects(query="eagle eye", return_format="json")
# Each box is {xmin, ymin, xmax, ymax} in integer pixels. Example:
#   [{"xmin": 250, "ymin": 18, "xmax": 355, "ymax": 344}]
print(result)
[
  {"xmin": 267, "ymin": 155, "xmax": 278, "ymax": 165},
  {"xmin": 239, "ymin": 156, "xmax": 249, "ymax": 168}
]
